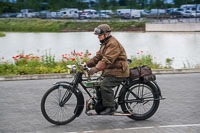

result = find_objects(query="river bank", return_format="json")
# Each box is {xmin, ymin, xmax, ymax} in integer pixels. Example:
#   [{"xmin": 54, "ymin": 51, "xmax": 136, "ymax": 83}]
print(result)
[{"xmin": 0, "ymin": 18, "xmax": 145, "ymax": 32}]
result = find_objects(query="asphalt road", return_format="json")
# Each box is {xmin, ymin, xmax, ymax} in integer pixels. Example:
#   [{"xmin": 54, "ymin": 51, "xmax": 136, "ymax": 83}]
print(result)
[{"xmin": 0, "ymin": 73, "xmax": 200, "ymax": 133}]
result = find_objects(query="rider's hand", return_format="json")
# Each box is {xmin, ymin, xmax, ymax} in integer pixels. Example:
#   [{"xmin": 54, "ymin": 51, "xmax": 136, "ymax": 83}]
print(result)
[
  {"xmin": 86, "ymin": 60, "xmax": 95, "ymax": 68},
  {"xmin": 88, "ymin": 67, "xmax": 99, "ymax": 75}
]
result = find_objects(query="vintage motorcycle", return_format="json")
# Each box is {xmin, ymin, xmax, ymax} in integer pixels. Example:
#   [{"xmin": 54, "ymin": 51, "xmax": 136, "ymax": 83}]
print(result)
[{"xmin": 41, "ymin": 61, "xmax": 164, "ymax": 125}]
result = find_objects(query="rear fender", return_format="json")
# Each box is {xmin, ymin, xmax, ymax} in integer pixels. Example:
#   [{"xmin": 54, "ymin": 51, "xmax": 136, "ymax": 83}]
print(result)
[
  {"xmin": 150, "ymin": 81, "xmax": 164, "ymax": 99},
  {"xmin": 118, "ymin": 79, "xmax": 163, "ymax": 104}
]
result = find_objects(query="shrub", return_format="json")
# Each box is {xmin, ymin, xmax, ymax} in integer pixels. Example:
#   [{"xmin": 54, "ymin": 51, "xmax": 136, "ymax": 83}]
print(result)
[
  {"xmin": 129, "ymin": 51, "xmax": 162, "ymax": 69},
  {"xmin": 0, "ymin": 32, "xmax": 5, "ymax": 37}
]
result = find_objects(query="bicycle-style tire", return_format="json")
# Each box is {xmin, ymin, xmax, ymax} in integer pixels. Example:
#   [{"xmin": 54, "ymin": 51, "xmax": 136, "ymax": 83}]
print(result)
[
  {"xmin": 41, "ymin": 85, "xmax": 78, "ymax": 125},
  {"xmin": 120, "ymin": 81, "xmax": 160, "ymax": 120}
]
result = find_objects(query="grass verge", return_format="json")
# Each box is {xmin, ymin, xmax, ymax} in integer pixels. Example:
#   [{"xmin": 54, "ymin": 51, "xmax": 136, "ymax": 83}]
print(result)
[{"xmin": 0, "ymin": 18, "xmax": 145, "ymax": 32}]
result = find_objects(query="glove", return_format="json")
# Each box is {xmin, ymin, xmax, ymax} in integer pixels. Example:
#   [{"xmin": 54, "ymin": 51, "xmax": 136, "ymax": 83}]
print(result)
[
  {"xmin": 88, "ymin": 68, "xmax": 99, "ymax": 75},
  {"xmin": 86, "ymin": 60, "xmax": 95, "ymax": 68},
  {"xmin": 96, "ymin": 61, "xmax": 106, "ymax": 70}
]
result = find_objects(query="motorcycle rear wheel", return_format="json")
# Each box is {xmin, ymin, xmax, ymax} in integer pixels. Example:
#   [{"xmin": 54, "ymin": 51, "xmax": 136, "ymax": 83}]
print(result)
[{"xmin": 120, "ymin": 81, "xmax": 160, "ymax": 120}]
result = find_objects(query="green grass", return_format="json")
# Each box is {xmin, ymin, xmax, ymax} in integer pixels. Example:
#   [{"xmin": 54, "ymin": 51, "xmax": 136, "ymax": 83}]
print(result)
[
  {"xmin": 0, "ymin": 32, "xmax": 5, "ymax": 37},
  {"xmin": 0, "ymin": 18, "xmax": 145, "ymax": 32}
]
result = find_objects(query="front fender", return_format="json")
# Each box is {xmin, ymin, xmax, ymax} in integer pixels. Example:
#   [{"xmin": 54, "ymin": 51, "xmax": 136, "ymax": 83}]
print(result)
[{"xmin": 53, "ymin": 81, "xmax": 73, "ymax": 86}]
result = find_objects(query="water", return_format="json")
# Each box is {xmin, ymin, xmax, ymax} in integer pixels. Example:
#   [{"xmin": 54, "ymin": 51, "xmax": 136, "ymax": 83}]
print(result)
[{"xmin": 0, "ymin": 32, "xmax": 200, "ymax": 69}]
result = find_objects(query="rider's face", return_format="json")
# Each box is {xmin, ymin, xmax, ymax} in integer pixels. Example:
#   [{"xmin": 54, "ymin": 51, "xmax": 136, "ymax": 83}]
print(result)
[{"xmin": 98, "ymin": 34, "xmax": 105, "ymax": 40}]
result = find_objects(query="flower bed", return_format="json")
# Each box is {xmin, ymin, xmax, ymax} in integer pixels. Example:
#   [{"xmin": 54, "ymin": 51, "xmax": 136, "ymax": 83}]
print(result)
[{"xmin": 0, "ymin": 50, "xmax": 172, "ymax": 76}]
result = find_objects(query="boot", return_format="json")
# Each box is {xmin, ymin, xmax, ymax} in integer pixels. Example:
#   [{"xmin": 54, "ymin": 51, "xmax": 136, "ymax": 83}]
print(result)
[{"xmin": 100, "ymin": 107, "xmax": 116, "ymax": 115}]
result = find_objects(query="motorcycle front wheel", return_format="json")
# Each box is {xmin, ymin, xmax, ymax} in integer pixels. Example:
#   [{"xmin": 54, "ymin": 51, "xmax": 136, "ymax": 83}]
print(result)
[{"xmin": 41, "ymin": 85, "xmax": 78, "ymax": 125}]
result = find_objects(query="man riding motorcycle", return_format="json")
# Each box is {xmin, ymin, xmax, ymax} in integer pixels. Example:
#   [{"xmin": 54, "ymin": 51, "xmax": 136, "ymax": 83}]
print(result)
[{"xmin": 87, "ymin": 24, "xmax": 130, "ymax": 115}]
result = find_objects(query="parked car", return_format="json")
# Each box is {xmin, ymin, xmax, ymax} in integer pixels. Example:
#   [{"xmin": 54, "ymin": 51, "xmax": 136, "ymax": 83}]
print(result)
[
  {"xmin": 40, "ymin": 10, "xmax": 51, "ymax": 19},
  {"xmin": 79, "ymin": 12, "xmax": 91, "ymax": 19},
  {"xmin": 99, "ymin": 13, "xmax": 111, "ymax": 19},
  {"xmin": 149, "ymin": 9, "xmax": 167, "ymax": 15},
  {"xmin": 100, "ymin": 10, "xmax": 114, "ymax": 15},
  {"xmin": 141, "ymin": 10, "xmax": 150, "ymax": 17},
  {"xmin": 170, "ymin": 8, "xmax": 185, "ymax": 17},
  {"xmin": 31, "ymin": 12, "xmax": 40, "ymax": 18},
  {"xmin": 1, "ymin": 13, "xmax": 10, "ymax": 18},
  {"xmin": 190, "ymin": 10, "xmax": 200, "ymax": 17},
  {"xmin": 16, "ymin": 13, "xmax": 23, "ymax": 18},
  {"xmin": 182, "ymin": 10, "xmax": 192, "ymax": 17}
]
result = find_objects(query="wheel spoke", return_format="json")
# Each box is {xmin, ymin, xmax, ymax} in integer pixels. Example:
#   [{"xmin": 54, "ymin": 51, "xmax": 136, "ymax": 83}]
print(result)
[{"xmin": 124, "ymin": 83, "xmax": 156, "ymax": 115}]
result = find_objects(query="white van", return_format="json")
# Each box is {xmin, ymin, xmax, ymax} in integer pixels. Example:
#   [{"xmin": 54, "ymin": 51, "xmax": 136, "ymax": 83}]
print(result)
[
  {"xmin": 60, "ymin": 8, "xmax": 79, "ymax": 19},
  {"xmin": 100, "ymin": 10, "xmax": 114, "ymax": 15},
  {"xmin": 130, "ymin": 10, "xmax": 141, "ymax": 18},
  {"xmin": 180, "ymin": 4, "xmax": 200, "ymax": 17},
  {"xmin": 116, "ymin": 9, "xmax": 132, "ymax": 16}
]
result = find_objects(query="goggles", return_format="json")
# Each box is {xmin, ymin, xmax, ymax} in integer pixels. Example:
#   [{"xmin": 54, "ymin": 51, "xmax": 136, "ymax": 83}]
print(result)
[{"xmin": 94, "ymin": 27, "xmax": 103, "ymax": 35}]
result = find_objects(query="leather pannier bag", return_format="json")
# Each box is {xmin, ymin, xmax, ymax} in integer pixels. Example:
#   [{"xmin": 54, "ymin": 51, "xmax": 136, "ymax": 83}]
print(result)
[{"xmin": 129, "ymin": 65, "xmax": 156, "ymax": 82}]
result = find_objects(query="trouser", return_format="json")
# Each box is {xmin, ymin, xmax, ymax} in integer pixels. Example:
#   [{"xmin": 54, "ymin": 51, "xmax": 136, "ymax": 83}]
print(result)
[{"xmin": 100, "ymin": 77, "xmax": 126, "ymax": 107}]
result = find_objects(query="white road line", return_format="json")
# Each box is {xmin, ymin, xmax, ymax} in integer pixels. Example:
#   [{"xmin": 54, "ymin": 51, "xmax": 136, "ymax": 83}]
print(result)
[
  {"xmin": 159, "ymin": 124, "xmax": 200, "ymax": 128},
  {"xmin": 125, "ymin": 126, "xmax": 154, "ymax": 130},
  {"xmin": 66, "ymin": 123, "xmax": 200, "ymax": 133},
  {"xmin": 113, "ymin": 128, "xmax": 123, "ymax": 131},
  {"xmin": 83, "ymin": 131, "xmax": 94, "ymax": 133}
]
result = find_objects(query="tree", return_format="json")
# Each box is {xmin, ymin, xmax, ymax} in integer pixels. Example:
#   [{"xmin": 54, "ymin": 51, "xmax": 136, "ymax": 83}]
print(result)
[
  {"xmin": 194, "ymin": 0, "xmax": 200, "ymax": 3},
  {"xmin": 0, "ymin": 1, "xmax": 18, "ymax": 14},
  {"xmin": 99, "ymin": 0, "xmax": 108, "ymax": 10},
  {"xmin": 127, "ymin": 0, "xmax": 137, "ymax": 9},
  {"xmin": 173, "ymin": 0, "xmax": 187, "ymax": 8},
  {"xmin": 118, "ymin": 0, "xmax": 128, "ymax": 6},
  {"xmin": 76, "ymin": 0, "xmax": 89, "ymax": 10},
  {"xmin": 25, "ymin": 0, "xmax": 41, "ymax": 11},
  {"xmin": 109, "ymin": 0, "xmax": 118, "ymax": 10},
  {"xmin": 154, "ymin": 0, "xmax": 165, "ymax": 8},
  {"xmin": 137, "ymin": 0, "xmax": 148, "ymax": 9}
]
